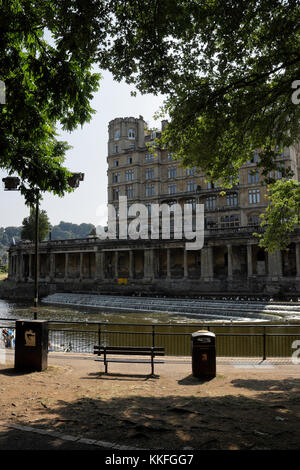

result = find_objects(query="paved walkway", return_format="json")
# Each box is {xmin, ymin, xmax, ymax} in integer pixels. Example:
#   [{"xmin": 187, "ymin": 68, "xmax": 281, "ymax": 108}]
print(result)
[{"xmin": 0, "ymin": 422, "xmax": 107, "ymax": 450}]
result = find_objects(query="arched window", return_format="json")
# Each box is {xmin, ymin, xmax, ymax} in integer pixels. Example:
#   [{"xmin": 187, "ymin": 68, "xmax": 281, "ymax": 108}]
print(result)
[
  {"xmin": 128, "ymin": 128, "xmax": 135, "ymax": 139},
  {"xmin": 114, "ymin": 129, "xmax": 120, "ymax": 140}
]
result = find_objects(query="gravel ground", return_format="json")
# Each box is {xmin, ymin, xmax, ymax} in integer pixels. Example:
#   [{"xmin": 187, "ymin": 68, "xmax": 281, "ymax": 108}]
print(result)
[{"xmin": 0, "ymin": 351, "xmax": 299, "ymax": 451}]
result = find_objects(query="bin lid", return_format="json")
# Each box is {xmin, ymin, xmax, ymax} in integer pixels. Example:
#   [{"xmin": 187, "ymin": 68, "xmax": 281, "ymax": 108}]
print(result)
[{"xmin": 191, "ymin": 330, "xmax": 215, "ymax": 338}]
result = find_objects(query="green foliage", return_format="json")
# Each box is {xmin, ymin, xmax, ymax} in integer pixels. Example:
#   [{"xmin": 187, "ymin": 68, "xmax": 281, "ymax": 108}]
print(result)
[
  {"xmin": 21, "ymin": 208, "xmax": 50, "ymax": 242},
  {"xmin": 256, "ymin": 180, "xmax": 300, "ymax": 252},
  {"xmin": 152, "ymin": 1, "xmax": 300, "ymax": 182},
  {"xmin": 0, "ymin": 0, "xmax": 103, "ymax": 203},
  {"xmin": 1, "ymin": 1, "xmax": 300, "ymax": 248},
  {"xmin": 50, "ymin": 221, "xmax": 95, "ymax": 240},
  {"xmin": 104, "ymin": 0, "xmax": 300, "ymax": 249},
  {"xmin": 0, "ymin": 219, "xmax": 95, "ymax": 261},
  {"xmin": 0, "ymin": 226, "xmax": 21, "ymax": 264}
]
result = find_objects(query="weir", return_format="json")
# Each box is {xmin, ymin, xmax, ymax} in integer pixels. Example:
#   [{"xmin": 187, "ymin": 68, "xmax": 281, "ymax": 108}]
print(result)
[{"xmin": 41, "ymin": 292, "xmax": 300, "ymax": 321}]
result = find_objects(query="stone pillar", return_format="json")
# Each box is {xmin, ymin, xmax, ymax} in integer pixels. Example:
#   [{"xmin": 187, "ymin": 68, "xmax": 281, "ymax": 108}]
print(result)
[
  {"xmin": 95, "ymin": 250, "xmax": 105, "ymax": 280},
  {"xmin": 31, "ymin": 253, "xmax": 40, "ymax": 281},
  {"xmin": 247, "ymin": 244, "xmax": 253, "ymax": 277},
  {"xmin": 28, "ymin": 254, "xmax": 33, "ymax": 280},
  {"xmin": 296, "ymin": 243, "xmax": 300, "ymax": 278},
  {"xmin": 12, "ymin": 255, "xmax": 16, "ymax": 279},
  {"xmin": 144, "ymin": 249, "xmax": 150, "ymax": 278},
  {"xmin": 167, "ymin": 248, "xmax": 171, "ymax": 279},
  {"xmin": 49, "ymin": 253, "xmax": 55, "ymax": 280},
  {"xmin": 267, "ymin": 250, "xmax": 282, "ymax": 279},
  {"xmin": 11, "ymin": 255, "xmax": 14, "ymax": 278},
  {"xmin": 19, "ymin": 254, "xmax": 24, "ymax": 281},
  {"xmin": 15, "ymin": 254, "xmax": 20, "ymax": 281},
  {"xmin": 201, "ymin": 246, "xmax": 214, "ymax": 279},
  {"xmin": 16, "ymin": 255, "xmax": 20, "ymax": 279},
  {"xmin": 183, "ymin": 248, "xmax": 188, "ymax": 278},
  {"xmin": 151, "ymin": 249, "xmax": 156, "ymax": 279},
  {"xmin": 144, "ymin": 249, "xmax": 155, "ymax": 279},
  {"xmin": 79, "ymin": 252, "xmax": 84, "ymax": 279},
  {"xmin": 129, "ymin": 250, "xmax": 134, "ymax": 278},
  {"xmin": 7, "ymin": 253, "xmax": 11, "ymax": 277},
  {"xmin": 95, "ymin": 251, "xmax": 101, "ymax": 280},
  {"xmin": 100, "ymin": 251, "xmax": 105, "ymax": 279},
  {"xmin": 64, "ymin": 253, "xmax": 69, "ymax": 279},
  {"xmin": 227, "ymin": 244, "xmax": 233, "ymax": 279}
]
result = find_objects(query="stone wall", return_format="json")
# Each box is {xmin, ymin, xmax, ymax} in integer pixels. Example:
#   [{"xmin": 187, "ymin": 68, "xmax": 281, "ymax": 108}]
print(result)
[{"xmin": 6, "ymin": 229, "xmax": 300, "ymax": 299}]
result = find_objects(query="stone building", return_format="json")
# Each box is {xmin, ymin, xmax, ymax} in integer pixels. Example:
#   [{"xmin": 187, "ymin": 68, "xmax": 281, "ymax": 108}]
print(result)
[{"xmin": 7, "ymin": 116, "xmax": 300, "ymax": 298}]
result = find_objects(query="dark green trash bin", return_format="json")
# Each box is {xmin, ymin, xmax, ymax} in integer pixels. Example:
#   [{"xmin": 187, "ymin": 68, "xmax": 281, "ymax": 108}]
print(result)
[
  {"xmin": 15, "ymin": 320, "xmax": 48, "ymax": 372},
  {"xmin": 191, "ymin": 330, "xmax": 216, "ymax": 379}
]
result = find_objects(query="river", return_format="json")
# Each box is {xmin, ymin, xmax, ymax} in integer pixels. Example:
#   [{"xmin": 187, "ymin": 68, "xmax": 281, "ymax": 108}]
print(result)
[
  {"xmin": 1, "ymin": 297, "xmax": 299, "ymax": 357},
  {"xmin": 0, "ymin": 298, "xmax": 208, "ymax": 324}
]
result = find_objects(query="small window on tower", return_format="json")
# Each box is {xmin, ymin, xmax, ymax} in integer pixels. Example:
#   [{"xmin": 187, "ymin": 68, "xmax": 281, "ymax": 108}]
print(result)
[
  {"xmin": 128, "ymin": 128, "xmax": 135, "ymax": 139},
  {"xmin": 114, "ymin": 129, "xmax": 120, "ymax": 140}
]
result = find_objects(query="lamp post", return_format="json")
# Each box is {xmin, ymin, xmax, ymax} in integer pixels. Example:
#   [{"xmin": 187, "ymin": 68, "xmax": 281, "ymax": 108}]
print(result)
[
  {"xmin": 33, "ymin": 187, "xmax": 39, "ymax": 317},
  {"xmin": 2, "ymin": 172, "xmax": 84, "ymax": 319}
]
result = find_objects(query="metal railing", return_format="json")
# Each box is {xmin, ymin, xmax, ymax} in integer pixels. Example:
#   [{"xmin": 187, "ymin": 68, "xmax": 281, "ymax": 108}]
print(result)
[{"xmin": 1, "ymin": 319, "xmax": 300, "ymax": 360}]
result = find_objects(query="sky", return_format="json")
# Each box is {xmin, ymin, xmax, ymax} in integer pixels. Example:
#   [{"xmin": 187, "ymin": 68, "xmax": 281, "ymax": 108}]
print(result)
[{"xmin": 0, "ymin": 68, "xmax": 165, "ymax": 228}]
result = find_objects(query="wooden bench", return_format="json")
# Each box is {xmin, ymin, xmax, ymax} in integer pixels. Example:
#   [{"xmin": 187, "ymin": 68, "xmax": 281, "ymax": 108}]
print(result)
[{"xmin": 93, "ymin": 345, "xmax": 165, "ymax": 376}]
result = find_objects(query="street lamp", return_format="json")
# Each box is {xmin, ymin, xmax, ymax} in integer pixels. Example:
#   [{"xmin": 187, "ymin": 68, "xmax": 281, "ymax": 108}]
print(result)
[
  {"xmin": 2, "ymin": 172, "xmax": 84, "ymax": 319},
  {"xmin": 2, "ymin": 177, "xmax": 20, "ymax": 191},
  {"xmin": 67, "ymin": 172, "xmax": 84, "ymax": 188}
]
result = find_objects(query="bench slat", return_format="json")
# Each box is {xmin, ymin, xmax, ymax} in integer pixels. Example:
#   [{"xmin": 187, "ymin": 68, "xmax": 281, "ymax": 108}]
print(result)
[
  {"xmin": 95, "ymin": 358, "xmax": 165, "ymax": 364},
  {"xmin": 94, "ymin": 346, "xmax": 164, "ymax": 352},
  {"xmin": 95, "ymin": 350, "xmax": 164, "ymax": 357}
]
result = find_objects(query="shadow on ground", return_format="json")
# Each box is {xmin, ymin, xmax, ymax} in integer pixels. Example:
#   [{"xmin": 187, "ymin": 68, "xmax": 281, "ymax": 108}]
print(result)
[
  {"xmin": 0, "ymin": 426, "xmax": 99, "ymax": 451},
  {"xmin": 0, "ymin": 377, "xmax": 299, "ymax": 450},
  {"xmin": 0, "ymin": 368, "xmax": 35, "ymax": 377},
  {"xmin": 87, "ymin": 371, "xmax": 160, "ymax": 381},
  {"xmin": 231, "ymin": 378, "xmax": 300, "ymax": 392}
]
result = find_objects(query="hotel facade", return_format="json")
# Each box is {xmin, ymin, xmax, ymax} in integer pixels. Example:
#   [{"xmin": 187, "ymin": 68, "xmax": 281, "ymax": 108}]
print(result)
[{"xmin": 7, "ymin": 116, "xmax": 300, "ymax": 298}]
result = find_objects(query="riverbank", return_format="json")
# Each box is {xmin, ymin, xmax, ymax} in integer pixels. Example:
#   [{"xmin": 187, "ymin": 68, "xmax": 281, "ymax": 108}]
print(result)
[{"xmin": 0, "ymin": 351, "xmax": 299, "ymax": 450}]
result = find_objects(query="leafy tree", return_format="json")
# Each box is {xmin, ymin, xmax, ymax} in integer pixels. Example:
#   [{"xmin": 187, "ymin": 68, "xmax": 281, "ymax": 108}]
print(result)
[
  {"xmin": 0, "ymin": 226, "xmax": 21, "ymax": 264},
  {"xmin": 21, "ymin": 208, "xmax": 50, "ymax": 242},
  {"xmin": 3, "ymin": 226, "xmax": 22, "ymax": 240},
  {"xmin": 50, "ymin": 226, "xmax": 73, "ymax": 240},
  {"xmin": 50, "ymin": 221, "xmax": 95, "ymax": 240},
  {"xmin": 1, "ymin": 1, "xmax": 300, "ymax": 248},
  {"xmin": 105, "ymin": 0, "xmax": 300, "ymax": 249},
  {"xmin": 256, "ymin": 180, "xmax": 300, "ymax": 252},
  {"xmin": 107, "ymin": 1, "xmax": 300, "ymax": 184},
  {"xmin": 0, "ymin": 0, "xmax": 103, "ymax": 204}
]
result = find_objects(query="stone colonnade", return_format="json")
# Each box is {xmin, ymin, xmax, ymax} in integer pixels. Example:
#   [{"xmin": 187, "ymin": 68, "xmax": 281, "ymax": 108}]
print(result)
[{"xmin": 8, "ymin": 241, "xmax": 300, "ymax": 283}]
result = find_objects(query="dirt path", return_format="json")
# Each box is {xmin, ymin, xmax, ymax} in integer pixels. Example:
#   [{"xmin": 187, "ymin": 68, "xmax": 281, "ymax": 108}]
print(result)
[{"xmin": 0, "ymin": 352, "xmax": 299, "ymax": 450}]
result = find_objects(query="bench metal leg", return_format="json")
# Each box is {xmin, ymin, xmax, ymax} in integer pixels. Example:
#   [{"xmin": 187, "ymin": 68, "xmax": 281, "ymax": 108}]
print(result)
[{"xmin": 104, "ymin": 350, "xmax": 108, "ymax": 374}]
